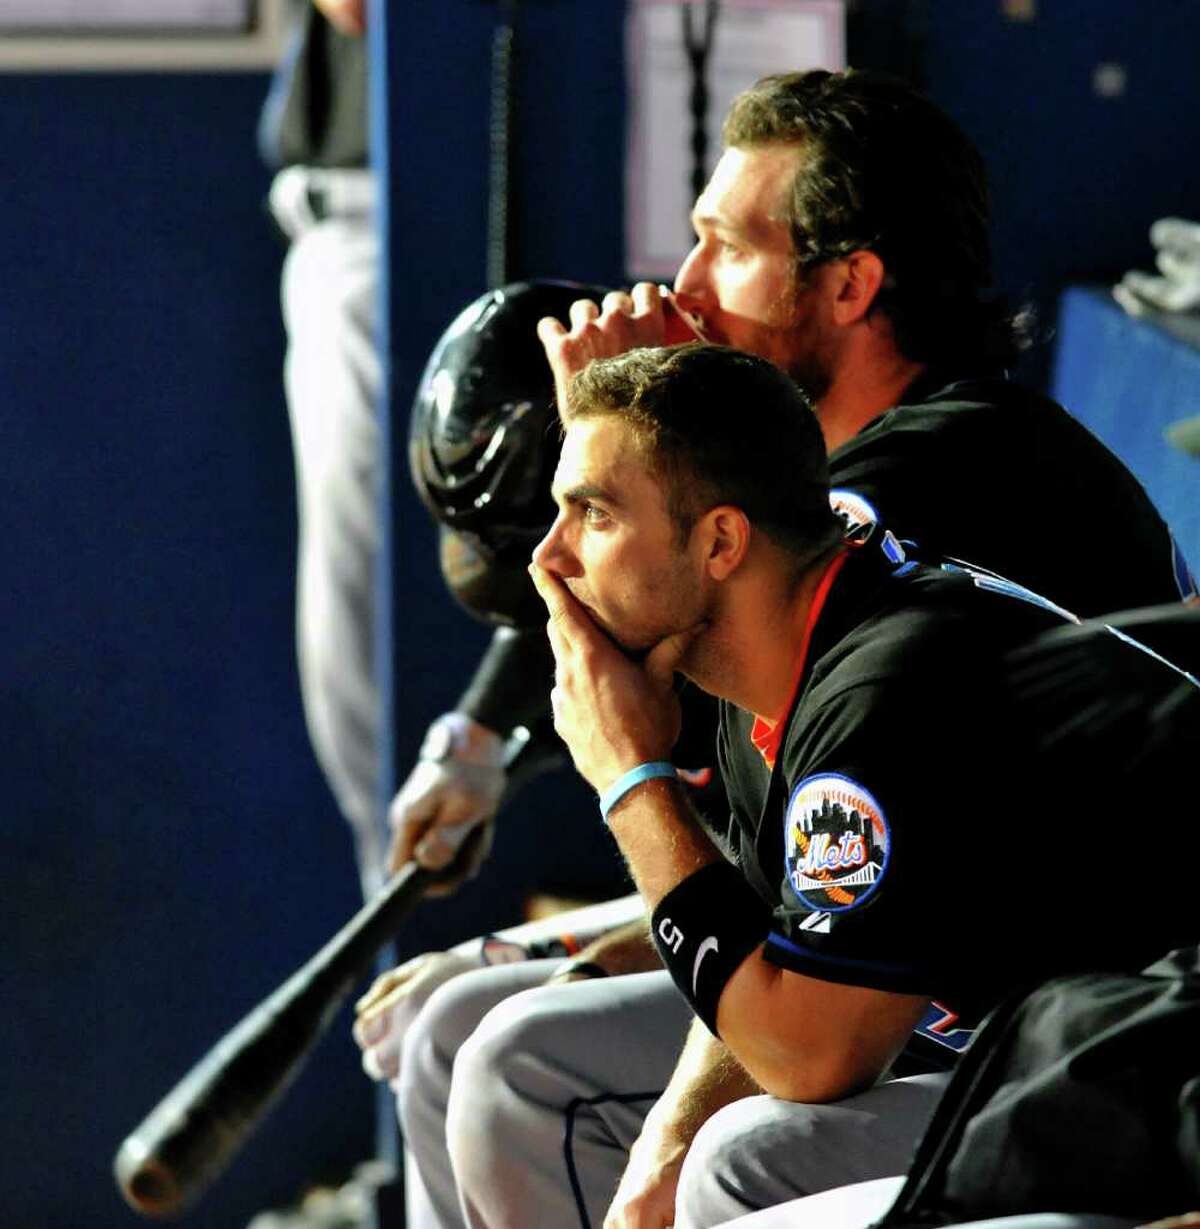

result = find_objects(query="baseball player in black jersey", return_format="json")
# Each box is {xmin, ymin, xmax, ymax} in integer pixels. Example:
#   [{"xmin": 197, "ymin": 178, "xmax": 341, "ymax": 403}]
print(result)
[
  {"xmin": 354, "ymin": 69, "xmax": 1196, "ymax": 1229},
  {"xmin": 525, "ymin": 344, "xmax": 1199, "ymax": 1228}
]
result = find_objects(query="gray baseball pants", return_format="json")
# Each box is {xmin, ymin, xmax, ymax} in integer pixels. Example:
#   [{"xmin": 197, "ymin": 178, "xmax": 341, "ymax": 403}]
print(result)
[
  {"xmin": 275, "ymin": 170, "xmax": 385, "ymax": 897},
  {"xmin": 396, "ymin": 962, "xmax": 949, "ymax": 1228}
]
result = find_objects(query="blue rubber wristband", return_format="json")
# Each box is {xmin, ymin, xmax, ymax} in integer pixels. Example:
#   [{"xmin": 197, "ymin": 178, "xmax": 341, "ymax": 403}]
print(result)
[{"xmin": 599, "ymin": 761, "xmax": 678, "ymax": 821}]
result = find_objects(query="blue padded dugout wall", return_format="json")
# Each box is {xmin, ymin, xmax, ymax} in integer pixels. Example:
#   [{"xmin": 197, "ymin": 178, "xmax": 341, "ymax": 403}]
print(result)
[{"xmin": 1052, "ymin": 288, "xmax": 1200, "ymax": 582}]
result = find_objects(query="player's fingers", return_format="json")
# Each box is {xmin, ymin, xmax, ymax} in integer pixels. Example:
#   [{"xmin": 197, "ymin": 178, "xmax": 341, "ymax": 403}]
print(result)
[
  {"xmin": 387, "ymin": 773, "xmax": 437, "ymax": 831},
  {"xmin": 360, "ymin": 1043, "xmax": 393, "ymax": 1082},
  {"xmin": 421, "ymin": 821, "xmax": 493, "ymax": 896},
  {"xmin": 601, "ymin": 290, "xmax": 635, "ymax": 317},
  {"xmin": 570, "ymin": 297, "xmax": 601, "ymax": 330},
  {"xmin": 387, "ymin": 820, "xmax": 426, "ymax": 874},
  {"xmin": 537, "ymin": 315, "xmax": 567, "ymax": 346},
  {"xmin": 530, "ymin": 562, "xmax": 585, "ymax": 634},
  {"xmin": 353, "ymin": 1005, "xmax": 389, "ymax": 1049},
  {"xmin": 413, "ymin": 818, "xmax": 477, "ymax": 869},
  {"xmin": 530, "ymin": 562, "xmax": 566, "ymax": 621},
  {"xmin": 644, "ymin": 621, "xmax": 705, "ymax": 688},
  {"xmin": 359, "ymin": 1017, "xmax": 403, "ymax": 1081},
  {"xmin": 544, "ymin": 600, "xmax": 583, "ymax": 673},
  {"xmin": 353, "ymin": 1004, "xmax": 392, "ymax": 1056},
  {"xmin": 354, "ymin": 952, "xmax": 431, "ymax": 1014},
  {"xmin": 360, "ymin": 974, "xmax": 419, "ymax": 1027},
  {"xmin": 629, "ymin": 282, "xmax": 664, "ymax": 317},
  {"xmin": 354, "ymin": 971, "xmax": 400, "ymax": 1017}
]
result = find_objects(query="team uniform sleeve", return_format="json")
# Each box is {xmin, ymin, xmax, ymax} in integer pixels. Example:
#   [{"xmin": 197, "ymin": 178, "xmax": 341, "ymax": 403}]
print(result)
[{"xmin": 761, "ymin": 672, "xmax": 997, "ymax": 1012}]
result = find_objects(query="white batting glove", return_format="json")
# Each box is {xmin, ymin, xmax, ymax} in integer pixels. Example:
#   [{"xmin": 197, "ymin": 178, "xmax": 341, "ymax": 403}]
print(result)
[{"xmin": 387, "ymin": 714, "xmax": 506, "ymax": 888}]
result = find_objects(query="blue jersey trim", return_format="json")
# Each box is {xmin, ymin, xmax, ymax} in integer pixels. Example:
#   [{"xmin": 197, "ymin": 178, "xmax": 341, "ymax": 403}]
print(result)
[
  {"xmin": 1171, "ymin": 533, "xmax": 1198, "ymax": 600},
  {"xmin": 939, "ymin": 561, "xmax": 1079, "ymax": 623},
  {"xmin": 1104, "ymin": 625, "xmax": 1200, "ymax": 690}
]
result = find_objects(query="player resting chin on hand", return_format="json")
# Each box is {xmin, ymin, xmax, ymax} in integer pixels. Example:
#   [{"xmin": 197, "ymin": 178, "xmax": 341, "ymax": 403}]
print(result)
[{"xmin": 525, "ymin": 342, "xmax": 1197, "ymax": 1229}]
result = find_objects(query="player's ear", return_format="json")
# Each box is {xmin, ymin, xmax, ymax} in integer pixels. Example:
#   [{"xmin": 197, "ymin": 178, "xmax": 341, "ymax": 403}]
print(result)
[
  {"xmin": 699, "ymin": 506, "xmax": 750, "ymax": 581},
  {"xmin": 828, "ymin": 250, "xmax": 887, "ymax": 326}
]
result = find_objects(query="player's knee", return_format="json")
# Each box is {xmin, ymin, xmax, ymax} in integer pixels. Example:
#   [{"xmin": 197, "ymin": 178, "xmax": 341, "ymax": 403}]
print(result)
[
  {"xmin": 395, "ymin": 996, "xmax": 445, "ymax": 1143},
  {"xmin": 397, "ymin": 967, "xmax": 499, "ymax": 1140},
  {"xmin": 444, "ymin": 1013, "xmax": 512, "ymax": 1189},
  {"xmin": 675, "ymin": 1096, "xmax": 825, "ymax": 1229},
  {"xmin": 445, "ymin": 985, "xmax": 567, "ymax": 1178}
]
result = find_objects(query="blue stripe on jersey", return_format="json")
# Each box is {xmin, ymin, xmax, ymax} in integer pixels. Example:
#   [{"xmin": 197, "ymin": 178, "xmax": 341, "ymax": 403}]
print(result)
[
  {"xmin": 1171, "ymin": 533, "xmax": 1198, "ymax": 600},
  {"xmin": 915, "ymin": 1001, "xmax": 975, "ymax": 1053},
  {"xmin": 938, "ymin": 560, "xmax": 1080, "ymax": 623},
  {"xmin": 1104, "ymin": 625, "xmax": 1200, "ymax": 690}
]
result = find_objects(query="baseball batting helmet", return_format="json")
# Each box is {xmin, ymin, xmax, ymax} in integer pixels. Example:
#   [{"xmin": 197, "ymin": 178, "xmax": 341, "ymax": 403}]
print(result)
[{"xmin": 410, "ymin": 280, "xmax": 610, "ymax": 626}]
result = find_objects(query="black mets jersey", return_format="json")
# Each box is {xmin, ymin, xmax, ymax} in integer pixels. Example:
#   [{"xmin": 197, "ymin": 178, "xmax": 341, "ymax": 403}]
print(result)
[
  {"xmin": 828, "ymin": 371, "xmax": 1196, "ymax": 613},
  {"xmin": 716, "ymin": 541, "xmax": 1200, "ymax": 1050}
]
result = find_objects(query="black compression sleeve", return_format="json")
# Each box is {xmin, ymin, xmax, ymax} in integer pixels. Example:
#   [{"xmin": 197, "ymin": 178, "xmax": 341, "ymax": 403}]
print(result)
[{"xmin": 651, "ymin": 862, "xmax": 772, "ymax": 1037}]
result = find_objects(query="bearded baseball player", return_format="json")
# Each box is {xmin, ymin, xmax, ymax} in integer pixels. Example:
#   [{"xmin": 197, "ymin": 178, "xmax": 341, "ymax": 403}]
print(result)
[{"xmin": 386, "ymin": 68, "xmax": 1193, "ymax": 888}]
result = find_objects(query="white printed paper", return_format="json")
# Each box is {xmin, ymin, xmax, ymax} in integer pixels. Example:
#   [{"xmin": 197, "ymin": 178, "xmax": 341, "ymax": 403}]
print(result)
[{"xmin": 626, "ymin": 0, "xmax": 845, "ymax": 278}]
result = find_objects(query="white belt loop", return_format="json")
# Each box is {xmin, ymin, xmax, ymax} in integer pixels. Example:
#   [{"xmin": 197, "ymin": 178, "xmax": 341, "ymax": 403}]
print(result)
[{"xmin": 268, "ymin": 166, "xmax": 377, "ymax": 240}]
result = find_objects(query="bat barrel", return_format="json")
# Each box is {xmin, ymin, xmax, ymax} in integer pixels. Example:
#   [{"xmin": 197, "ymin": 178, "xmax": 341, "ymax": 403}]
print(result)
[{"xmin": 115, "ymin": 861, "xmax": 433, "ymax": 1218}]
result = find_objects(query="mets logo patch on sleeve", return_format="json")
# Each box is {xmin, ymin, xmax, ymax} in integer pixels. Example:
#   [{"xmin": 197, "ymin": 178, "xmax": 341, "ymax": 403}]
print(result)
[
  {"xmin": 784, "ymin": 774, "xmax": 890, "ymax": 911},
  {"xmin": 830, "ymin": 489, "xmax": 879, "ymax": 544}
]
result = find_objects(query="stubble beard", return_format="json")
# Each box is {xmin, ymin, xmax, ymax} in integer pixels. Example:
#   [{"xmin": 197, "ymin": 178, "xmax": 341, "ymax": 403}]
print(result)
[
  {"xmin": 777, "ymin": 277, "xmax": 834, "ymax": 405},
  {"xmin": 599, "ymin": 566, "xmax": 712, "ymax": 662},
  {"xmin": 784, "ymin": 351, "xmax": 832, "ymax": 405}
]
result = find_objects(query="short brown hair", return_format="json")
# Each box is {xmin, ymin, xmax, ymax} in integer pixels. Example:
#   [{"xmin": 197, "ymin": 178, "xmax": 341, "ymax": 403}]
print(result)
[{"xmin": 565, "ymin": 344, "xmax": 841, "ymax": 562}]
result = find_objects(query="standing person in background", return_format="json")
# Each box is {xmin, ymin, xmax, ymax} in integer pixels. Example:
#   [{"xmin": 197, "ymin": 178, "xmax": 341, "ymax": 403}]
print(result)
[
  {"xmin": 261, "ymin": 0, "xmax": 522, "ymax": 902},
  {"xmin": 260, "ymin": 0, "xmax": 387, "ymax": 896},
  {"xmin": 253, "ymin": 8, "xmax": 397, "ymax": 1228}
]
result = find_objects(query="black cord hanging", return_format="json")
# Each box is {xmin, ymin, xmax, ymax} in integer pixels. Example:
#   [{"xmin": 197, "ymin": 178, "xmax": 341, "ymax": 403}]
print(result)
[
  {"xmin": 487, "ymin": 0, "xmax": 519, "ymax": 289},
  {"xmin": 682, "ymin": 0, "xmax": 720, "ymax": 204}
]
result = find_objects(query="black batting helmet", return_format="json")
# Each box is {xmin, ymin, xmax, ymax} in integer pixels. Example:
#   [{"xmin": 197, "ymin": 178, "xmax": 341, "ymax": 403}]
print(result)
[{"xmin": 410, "ymin": 280, "xmax": 610, "ymax": 626}]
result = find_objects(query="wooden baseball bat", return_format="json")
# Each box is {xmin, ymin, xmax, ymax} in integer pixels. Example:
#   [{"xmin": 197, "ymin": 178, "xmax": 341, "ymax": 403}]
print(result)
[{"xmin": 113, "ymin": 859, "xmax": 434, "ymax": 1219}]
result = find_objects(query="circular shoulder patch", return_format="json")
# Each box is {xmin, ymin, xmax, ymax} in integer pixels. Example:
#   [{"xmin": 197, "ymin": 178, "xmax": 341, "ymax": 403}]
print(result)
[
  {"xmin": 784, "ymin": 773, "xmax": 890, "ymax": 912},
  {"xmin": 830, "ymin": 489, "xmax": 879, "ymax": 544}
]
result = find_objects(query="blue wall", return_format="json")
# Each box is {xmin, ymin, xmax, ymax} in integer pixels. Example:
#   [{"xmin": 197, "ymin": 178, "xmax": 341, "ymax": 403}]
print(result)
[
  {"xmin": 0, "ymin": 51, "xmax": 625, "ymax": 1229},
  {"xmin": 1052, "ymin": 287, "xmax": 1200, "ymax": 576},
  {"xmin": 918, "ymin": 0, "xmax": 1200, "ymax": 385},
  {"xmin": 0, "ymin": 72, "xmax": 381, "ymax": 1228}
]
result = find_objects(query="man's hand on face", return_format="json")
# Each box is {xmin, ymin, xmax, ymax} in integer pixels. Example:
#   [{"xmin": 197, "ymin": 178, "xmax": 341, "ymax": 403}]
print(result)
[
  {"xmin": 529, "ymin": 563, "xmax": 698, "ymax": 795},
  {"xmin": 537, "ymin": 283, "xmax": 671, "ymax": 413},
  {"xmin": 313, "ymin": 0, "xmax": 365, "ymax": 35}
]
